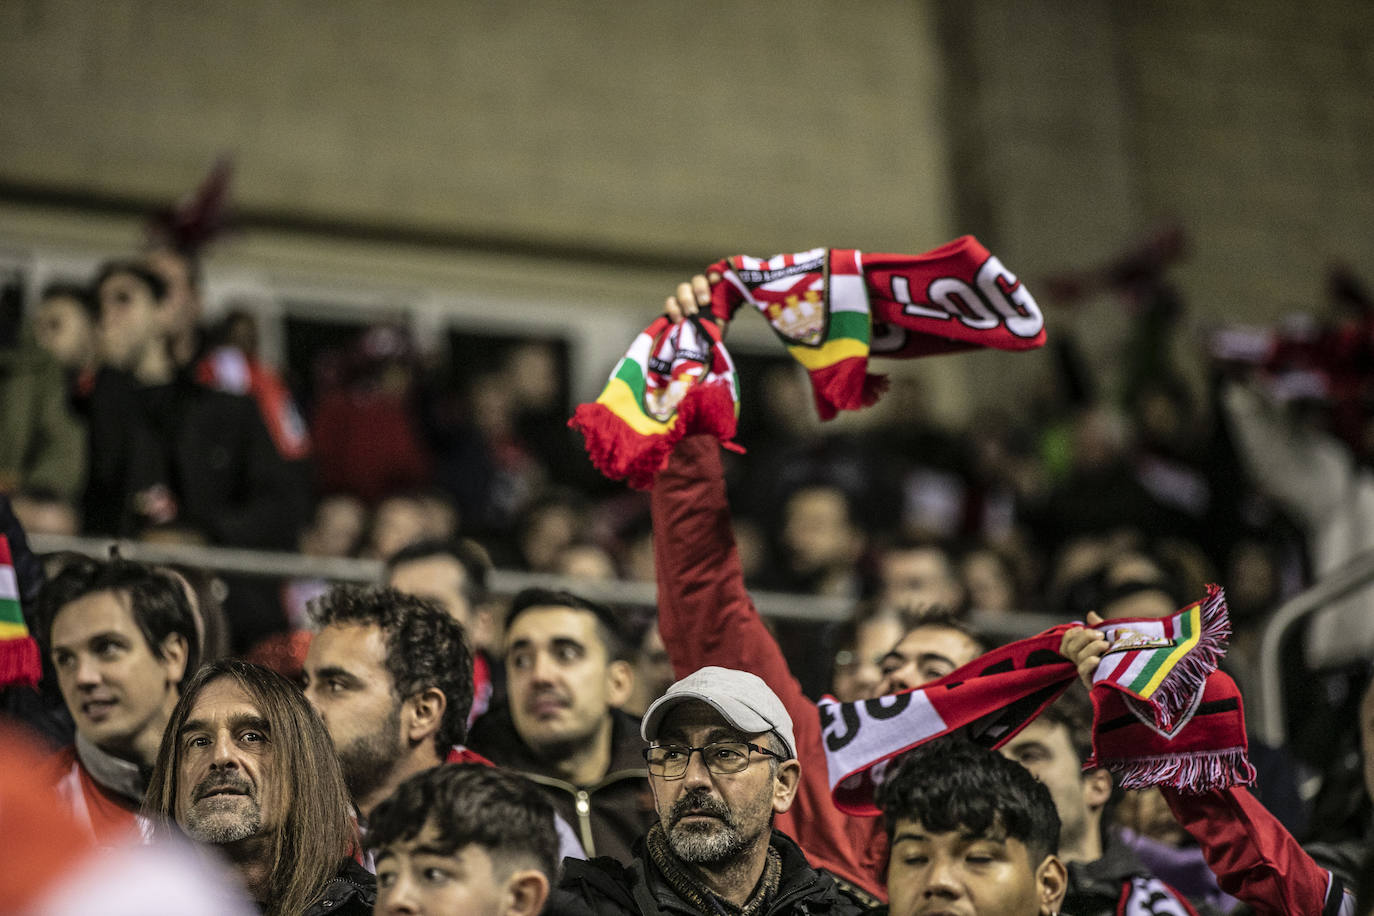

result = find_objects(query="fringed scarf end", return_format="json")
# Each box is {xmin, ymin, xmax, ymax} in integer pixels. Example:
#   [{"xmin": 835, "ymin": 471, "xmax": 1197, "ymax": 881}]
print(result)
[
  {"xmin": 1141, "ymin": 584, "xmax": 1232, "ymax": 725},
  {"xmin": 1096, "ymin": 746, "xmax": 1256, "ymax": 794}
]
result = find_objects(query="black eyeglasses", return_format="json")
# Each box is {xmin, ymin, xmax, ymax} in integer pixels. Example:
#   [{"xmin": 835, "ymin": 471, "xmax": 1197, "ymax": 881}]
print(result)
[{"xmin": 643, "ymin": 741, "xmax": 783, "ymax": 779}]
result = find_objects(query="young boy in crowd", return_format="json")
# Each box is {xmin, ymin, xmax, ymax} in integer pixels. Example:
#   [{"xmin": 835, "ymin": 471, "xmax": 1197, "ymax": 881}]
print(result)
[
  {"xmin": 876, "ymin": 739, "xmax": 1068, "ymax": 916},
  {"xmin": 368, "ymin": 764, "xmax": 560, "ymax": 916}
]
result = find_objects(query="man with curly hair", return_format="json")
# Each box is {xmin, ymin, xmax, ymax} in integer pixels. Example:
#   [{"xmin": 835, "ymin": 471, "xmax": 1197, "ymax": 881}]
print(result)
[{"xmin": 301, "ymin": 585, "xmax": 475, "ymax": 821}]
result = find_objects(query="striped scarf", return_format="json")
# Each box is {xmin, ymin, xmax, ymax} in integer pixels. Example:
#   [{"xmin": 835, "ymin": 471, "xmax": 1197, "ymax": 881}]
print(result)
[
  {"xmin": 820, "ymin": 586, "xmax": 1253, "ymax": 815},
  {"xmin": 0, "ymin": 534, "xmax": 41, "ymax": 688},
  {"xmin": 569, "ymin": 316, "xmax": 742, "ymax": 490},
  {"xmin": 705, "ymin": 237, "xmax": 1047, "ymax": 419}
]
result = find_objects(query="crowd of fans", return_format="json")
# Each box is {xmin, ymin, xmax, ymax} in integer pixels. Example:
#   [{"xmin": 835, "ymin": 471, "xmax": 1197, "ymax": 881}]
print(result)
[{"xmin": 0, "ymin": 231, "xmax": 1372, "ymax": 914}]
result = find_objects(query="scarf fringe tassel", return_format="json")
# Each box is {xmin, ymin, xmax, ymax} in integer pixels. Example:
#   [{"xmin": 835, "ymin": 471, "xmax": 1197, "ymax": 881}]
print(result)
[
  {"xmin": 1144, "ymin": 584, "xmax": 1232, "ymax": 724},
  {"xmin": 0, "ymin": 636, "xmax": 41, "ymax": 689},
  {"xmin": 1103, "ymin": 746, "xmax": 1257, "ymax": 794},
  {"xmin": 568, "ymin": 383, "xmax": 743, "ymax": 491},
  {"xmin": 809, "ymin": 360, "xmax": 889, "ymax": 420}
]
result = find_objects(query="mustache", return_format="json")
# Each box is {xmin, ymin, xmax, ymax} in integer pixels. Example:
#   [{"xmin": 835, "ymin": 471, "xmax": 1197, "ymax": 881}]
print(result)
[
  {"xmin": 670, "ymin": 789, "xmax": 733, "ymax": 827},
  {"xmin": 526, "ymin": 688, "xmax": 571, "ymax": 706},
  {"xmin": 193, "ymin": 772, "xmax": 256, "ymax": 802}
]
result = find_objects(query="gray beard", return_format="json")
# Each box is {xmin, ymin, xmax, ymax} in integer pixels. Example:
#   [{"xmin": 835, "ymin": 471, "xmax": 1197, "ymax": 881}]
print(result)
[
  {"xmin": 668, "ymin": 819, "xmax": 746, "ymax": 865},
  {"xmin": 183, "ymin": 798, "xmax": 263, "ymax": 845},
  {"xmin": 665, "ymin": 789, "xmax": 749, "ymax": 866}
]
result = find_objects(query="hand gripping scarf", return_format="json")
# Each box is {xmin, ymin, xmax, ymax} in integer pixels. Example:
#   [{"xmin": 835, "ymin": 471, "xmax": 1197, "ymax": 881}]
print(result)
[
  {"xmin": 0, "ymin": 535, "xmax": 41, "ymax": 688},
  {"xmin": 569, "ymin": 316, "xmax": 743, "ymax": 490},
  {"xmin": 704, "ymin": 236, "xmax": 1047, "ymax": 419},
  {"xmin": 819, "ymin": 585, "xmax": 1254, "ymax": 816}
]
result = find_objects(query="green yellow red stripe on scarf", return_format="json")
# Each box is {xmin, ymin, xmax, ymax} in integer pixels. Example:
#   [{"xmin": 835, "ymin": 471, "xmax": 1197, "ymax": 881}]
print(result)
[
  {"xmin": 569, "ymin": 316, "xmax": 742, "ymax": 490},
  {"xmin": 0, "ymin": 535, "xmax": 41, "ymax": 688}
]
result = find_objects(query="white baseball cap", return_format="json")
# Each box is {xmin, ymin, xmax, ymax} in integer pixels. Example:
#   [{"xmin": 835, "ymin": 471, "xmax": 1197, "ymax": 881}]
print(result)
[{"xmin": 641, "ymin": 666, "xmax": 795, "ymax": 759}]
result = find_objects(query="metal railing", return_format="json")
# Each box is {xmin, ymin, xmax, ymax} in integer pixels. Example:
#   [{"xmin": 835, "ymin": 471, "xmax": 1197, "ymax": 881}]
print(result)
[
  {"xmin": 31, "ymin": 533, "xmax": 1374, "ymax": 743},
  {"xmin": 24, "ymin": 533, "xmax": 1061, "ymax": 640},
  {"xmin": 1253, "ymin": 547, "xmax": 1374, "ymax": 748}
]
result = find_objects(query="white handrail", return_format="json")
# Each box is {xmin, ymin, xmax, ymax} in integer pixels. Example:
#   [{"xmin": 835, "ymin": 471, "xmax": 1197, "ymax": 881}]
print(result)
[
  {"xmin": 1253, "ymin": 548, "xmax": 1374, "ymax": 747},
  {"xmin": 25, "ymin": 533, "xmax": 1062, "ymax": 638}
]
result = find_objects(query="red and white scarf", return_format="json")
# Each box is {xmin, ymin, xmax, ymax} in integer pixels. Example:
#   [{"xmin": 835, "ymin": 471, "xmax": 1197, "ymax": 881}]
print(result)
[
  {"xmin": 704, "ymin": 236, "xmax": 1047, "ymax": 419},
  {"xmin": 569, "ymin": 316, "xmax": 743, "ymax": 490},
  {"xmin": 819, "ymin": 586, "xmax": 1252, "ymax": 816}
]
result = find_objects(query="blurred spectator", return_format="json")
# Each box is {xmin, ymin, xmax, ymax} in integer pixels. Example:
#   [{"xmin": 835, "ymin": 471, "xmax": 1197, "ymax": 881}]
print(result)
[
  {"xmin": 960, "ymin": 542, "xmax": 1027, "ymax": 615},
  {"xmin": 364, "ymin": 492, "xmax": 430, "ymax": 561},
  {"xmin": 1033, "ymin": 406, "xmax": 1180, "ymax": 548},
  {"xmin": 242, "ymin": 629, "xmax": 313, "ymax": 684},
  {"xmin": 1305, "ymin": 674, "xmax": 1374, "ymax": 892},
  {"xmin": 195, "ymin": 307, "xmax": 312, "ymax": 463},
  {"xmin": 875, "ymin": 608, "xmax": 985, "ymax": 696},
  {"xmin": 143, "ymin": 246, "xmax": 204, "ymax": 370},
  {"xmin": 1002, "ymin": 688, "xmax": 1229, "ymax": 913},
  {"xmin": 0, "ymin": 329, "xmax": 87, "ymax": 503},
  {"xmin": 1093, "ymin": 551, "xmax": 1183, "ymax": 620},
  {"xmin": 386, "ymin": 538, "xmax": 494, "ymax": 643},
  {"xmin": 761, "ymin": 482, "xmax": 865, "ymax": 598},
  {"xmin": 386, "ymin": 538, "xmax": 499, "ymax": 724},
  {"xmin": 300, "ymin": 493, "xmax": 368, "ymax": 559},
  {"xmin": 1129, "ymin": 375, "xmax": 1212, "ymax": 522},
  {"xmin": 32, "ymin": 282, "xmax": 100, "ymax": 389},
  {"xmin": 501, "ymin": 341, "xmax": 582, "ymax": 485},
  {"xmin": 827, "ymin": 601, "xmax": 905, "ymax": 702},
  {"xmin": 283, "ymin": 493, "xmax": 367, "ymax": 630},
  {"xmin": 428, "ymin": 368, "xmax": 546, "ymax": 537},
  {"xmin": 83, "ymin": 261, "xmax": 307, "ymax": 549},
  {"xmin": 311, "ymin": 323, "xmax": 434, "ymax": 504},
  {"xmin": 514, "ymin": 489, "xmax": 587, "ymax": 573},
  {"xmin": 555, "ymin": 540, "xmax": 619, "ymax": 581},
  {"xmin": 415, "ymin": 487, "xmax": 460, "ymax": 542},
  {"xmin": 1220, "ymin": 376, "xmax": 1374, "ymax": 666},
  {"xmin": 11, "ymin": 488, "xmax": 82, "ymax": 536},
  {"xmin": 161, "ymin": 564, "xmax": 233, "ymax": 666},
  {"xmin": 624, "ymin": 618, "xmax": 673, "ymax": 717},
  {"xmin": 617, "ymin": 513, "xmax": 656, "ymax": 583},
  {"xmin": 874, "ymin": 535, "xmax": 965, "ymax": 615}
]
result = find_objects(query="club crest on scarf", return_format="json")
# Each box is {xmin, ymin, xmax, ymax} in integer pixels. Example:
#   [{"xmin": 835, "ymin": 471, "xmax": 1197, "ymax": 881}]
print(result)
[
  {"xmin": 568, "ymin": 317, "xmax": 742, "ymax": 490},
  {"xmin": 644, "ymin": 332, "xmax": 709, "ymax": 422},
  {"xmin": 725, "ymin": 248, "xmax": 832, "ymax": 346}
]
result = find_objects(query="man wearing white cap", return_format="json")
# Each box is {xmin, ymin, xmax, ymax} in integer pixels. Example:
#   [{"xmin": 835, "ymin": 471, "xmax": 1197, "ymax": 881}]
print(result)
[{"xmin": 551, "ymin": 666, "xmax": 866, "ymax": 915}]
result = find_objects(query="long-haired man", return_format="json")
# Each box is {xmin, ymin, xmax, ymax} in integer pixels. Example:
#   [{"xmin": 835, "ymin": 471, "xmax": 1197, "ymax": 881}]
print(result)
[{"xmin": 144, "ymin": 659, "xmax": 374, "ymax": 916}]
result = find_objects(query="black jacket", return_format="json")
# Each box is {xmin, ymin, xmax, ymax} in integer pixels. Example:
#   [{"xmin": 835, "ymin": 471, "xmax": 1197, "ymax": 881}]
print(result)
[
  {"xmin": 300, "ymin": 859, "xmax": 376, "ymax": 916},
  {"xmin": 468, "ymin": 705, "xmax": 655, "ymax": 863},
  {"xmin": 550, "ymin": 830, "xmax": 869, "ymax": 916},
  {"xmin": 1063, "ymin": 836, "xmax": 1215, "ymax": 916},
  {"xmin": 83, "ymin": 367, "xmax": 308, "ymax": 549}
]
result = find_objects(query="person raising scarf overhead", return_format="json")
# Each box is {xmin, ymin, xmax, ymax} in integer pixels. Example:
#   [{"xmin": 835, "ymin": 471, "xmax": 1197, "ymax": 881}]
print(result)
[
  {"xmin": 637, "ymin": 272, "xmax": 1355, "ymax": 915},
  {"xmin": 571, "ymin": 235, "xmax": 1045, "ymax": 489}
]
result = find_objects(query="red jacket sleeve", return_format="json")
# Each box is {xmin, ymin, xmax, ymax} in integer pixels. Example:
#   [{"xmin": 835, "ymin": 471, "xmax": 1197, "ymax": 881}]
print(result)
[
  {"xmin": 1162, "ymin": 786, "xmax": 1351, "ymax": 916},
  {"xmin": 651, "ymin": 435, "xmax": 887, "ymax": 900}
]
